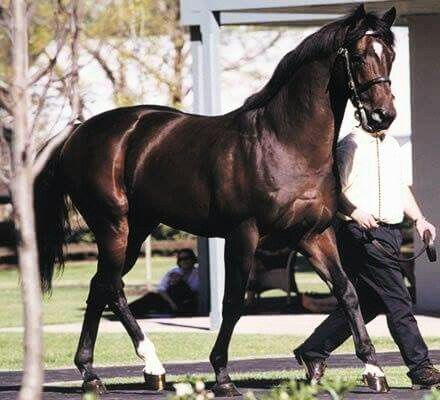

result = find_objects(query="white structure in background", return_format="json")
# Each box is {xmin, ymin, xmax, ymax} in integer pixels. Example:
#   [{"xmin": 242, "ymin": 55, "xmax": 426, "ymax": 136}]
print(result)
[
  {"xmin": 180, "ymin": 0, "xmax": 440, "ymax": 329},
  {"xmin": 144, "ymin": 236, "xmax": 152, "ymax": 290}
]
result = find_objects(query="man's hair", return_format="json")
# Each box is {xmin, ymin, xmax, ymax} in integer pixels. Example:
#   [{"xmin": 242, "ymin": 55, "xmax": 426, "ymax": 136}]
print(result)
[{"xmin": 177, "ymin": 248, "xmax": 197, "ymax": 262}]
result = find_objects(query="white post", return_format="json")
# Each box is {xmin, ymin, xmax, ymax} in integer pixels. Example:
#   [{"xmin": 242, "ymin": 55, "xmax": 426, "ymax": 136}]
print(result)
[
  {"xmin": 408, "ymin": 15, "xmax": 440, "ymax": 313},
  {"xmin": 144, "ymin": 237, "xmax": 152, "ymax": 290},
  {"xmin": 190, "ymin": 26, "xmax": 211, "ymax": 315},
  {"xmin": 200, "ymin": 11, "xmax": 225, "ymax": 331},
  {"xmin": 190, "ymin": 26, "xmax": 204, "ymax": 114},
  {"xmin": 201, "ymin": 11, "xmax": 221, "ymax": 115}
]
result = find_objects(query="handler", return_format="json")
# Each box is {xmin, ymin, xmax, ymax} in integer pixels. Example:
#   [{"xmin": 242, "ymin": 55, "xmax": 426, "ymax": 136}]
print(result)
[{"xmin": 294, "ymin": 125, "xmax": 439, "ymax": 389}]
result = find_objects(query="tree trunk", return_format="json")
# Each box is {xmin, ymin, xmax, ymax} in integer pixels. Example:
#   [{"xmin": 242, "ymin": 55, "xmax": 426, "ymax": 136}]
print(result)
[
  {"xmin": 168, "ymin": 0, "xmax": 185, "ymax": 107},
  {"xmin": 11, "ymin": 1, "xmax": 43, "ymax": 399}
]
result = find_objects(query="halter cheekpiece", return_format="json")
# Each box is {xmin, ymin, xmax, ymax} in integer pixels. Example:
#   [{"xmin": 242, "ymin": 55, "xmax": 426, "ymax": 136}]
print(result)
[{"xmin": 335, "ymin": 32, "xmax": 392, "ymax": 131}]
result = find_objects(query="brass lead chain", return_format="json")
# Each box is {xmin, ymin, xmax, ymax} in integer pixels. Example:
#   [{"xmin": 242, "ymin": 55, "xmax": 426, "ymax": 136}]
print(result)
[{"xmin": 376, "ymin": 137, "xmax": 382, "ymax": 221}]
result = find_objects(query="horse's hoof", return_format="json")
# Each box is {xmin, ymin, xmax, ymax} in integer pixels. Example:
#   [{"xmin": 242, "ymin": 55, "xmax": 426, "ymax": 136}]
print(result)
[
  {"xmin": 211, "ymin": 382, "xmax": 241, "ymax": 397},
  {"xmin": 82, "ymin": 378, "xmax": 107, "ymax": 395},
  {"xmin": 362, "ymin": 373, "xmax": 390, "ymax": 393},
  {"xmin": 144, "ymin": 372, "xmax": 166, "ymax": 391}
]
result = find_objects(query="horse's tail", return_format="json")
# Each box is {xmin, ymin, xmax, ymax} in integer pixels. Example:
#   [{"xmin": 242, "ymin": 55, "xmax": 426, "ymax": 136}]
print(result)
[{"xmin": 34, "ymin": 136, "xmax": 71, "ymax": 293}]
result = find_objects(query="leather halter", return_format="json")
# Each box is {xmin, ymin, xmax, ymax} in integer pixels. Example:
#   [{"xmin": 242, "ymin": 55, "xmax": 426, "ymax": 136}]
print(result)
[{"xmin": 334, "ymin": 35, "xmax": 391, "ymax": 132}]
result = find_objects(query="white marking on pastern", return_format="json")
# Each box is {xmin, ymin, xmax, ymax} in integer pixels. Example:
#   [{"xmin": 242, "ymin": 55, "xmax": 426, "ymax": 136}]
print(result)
[
  {"xmin": 137, "ymin": 337, "xmax": 166, "ymax": 375},
  {"xmin": 363, "ymin": 363, "xmax": 384, "ymax": 377}
]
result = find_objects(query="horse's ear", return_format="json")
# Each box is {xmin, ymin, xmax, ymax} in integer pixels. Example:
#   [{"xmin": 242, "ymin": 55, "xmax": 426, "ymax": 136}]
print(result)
[
  {"xmin": 382, "ymin": 7, "xmax": 396, "ymax": 27},
  {"xmin": 353, "ymin": 4, "xmax": 366, "ymax": 20}
]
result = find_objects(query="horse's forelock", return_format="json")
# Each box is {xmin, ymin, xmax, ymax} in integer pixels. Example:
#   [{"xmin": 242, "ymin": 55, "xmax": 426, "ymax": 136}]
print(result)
[{"xmin": 345, "ymin": 9, "xmax": 395, "ymax": 48}]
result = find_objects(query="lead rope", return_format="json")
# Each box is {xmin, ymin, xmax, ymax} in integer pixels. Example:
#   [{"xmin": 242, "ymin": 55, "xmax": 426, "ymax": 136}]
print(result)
[
  {"xmin": 369, "ymin": 136, "xmax": 436, "ymax": 262},
  {"xmin": 376, "ymin": 137, "xmax": 382, "ymax": 221}
]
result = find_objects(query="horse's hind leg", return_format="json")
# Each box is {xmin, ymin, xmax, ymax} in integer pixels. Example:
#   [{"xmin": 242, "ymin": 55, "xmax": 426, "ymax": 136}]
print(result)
[
  {"xmin": 299, "ymin": 228, "xmax": 388, "ymax": 392},
  {"xmin": 75, "ymin": 218, "xmax": 164, "ymax": 392},
  {"xmin": 74, "ymin": 216, "xmax": 132, "ymax": 393},
  {"xmin": 74, "ymin": 271, "xmax": 108, "ymax": 394},
  {"xmin": 73, "ymin": 216, "xmax": 128, "ymax": 394},
  {"xmin": 209, "ymin": 219, "xmax": 259, "ymax": 396},
  {"xmin": 111, "ymin": 223, "xmax": 166, "ymax": 388}
]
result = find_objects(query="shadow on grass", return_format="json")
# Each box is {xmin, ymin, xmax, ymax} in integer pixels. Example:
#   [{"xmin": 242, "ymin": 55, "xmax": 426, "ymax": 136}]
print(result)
[
  {"xmin": 0, "ymin": 380, "xmax": 416, "ymax": 399},
  {"xmin": 0, "ymin": 385, "xmax": 82, "ymax": 394},
  {"xmin": 0, "ymin": 378, "xmax": 292, "ymax": 395}
]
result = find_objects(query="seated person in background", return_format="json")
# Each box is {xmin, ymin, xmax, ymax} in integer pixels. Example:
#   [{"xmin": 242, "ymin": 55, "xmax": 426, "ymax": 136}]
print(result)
[
  {"xmin": 129, "ymin": 248, "xmax": 199, "ymax": 316},
  {"xmin": 156, "ymin": 248, "xmax": 199, "ymax": 313}
]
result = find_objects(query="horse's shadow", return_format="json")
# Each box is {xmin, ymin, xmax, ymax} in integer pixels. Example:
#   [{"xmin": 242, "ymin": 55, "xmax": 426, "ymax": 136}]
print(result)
[
  {"xmin": 0, "ymin": 378, "xmax": 292, "ymax": 396},
  {"xmin": 0, "ymin": 381, "xmax": 415, "ymax": 399}
]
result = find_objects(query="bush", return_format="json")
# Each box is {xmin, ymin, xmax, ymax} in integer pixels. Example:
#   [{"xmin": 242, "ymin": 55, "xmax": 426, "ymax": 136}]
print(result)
[
  {"xmin": 424, "ymin": 389, "xmax": 440, "ymax": 400},
  {"xmin": 170, "ymin": 377, "xmax": 357, "ymax": 400}
]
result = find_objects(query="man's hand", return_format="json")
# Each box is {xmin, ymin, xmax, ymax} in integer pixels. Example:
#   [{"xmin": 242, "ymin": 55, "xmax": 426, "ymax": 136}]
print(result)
[
  {"xmin": 158, "ymin": 290, "xmax": 179, "ymax": 312},
  {"xmin": 168, "ymin": 272, "xmax": 182, "ymax": 286},
  {"xmin": 350, "ymin": 208, "xmax": 379, "ymax": 230},
  {"xmin": 416, "ymin": 218, "xmax": 436, "ymax": 242}
]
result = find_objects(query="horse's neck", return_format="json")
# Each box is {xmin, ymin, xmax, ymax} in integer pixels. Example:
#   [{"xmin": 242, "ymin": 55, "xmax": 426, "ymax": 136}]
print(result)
[{"xmin": 266, "ymin": 58, "xmax": 348, "ymax": 151}]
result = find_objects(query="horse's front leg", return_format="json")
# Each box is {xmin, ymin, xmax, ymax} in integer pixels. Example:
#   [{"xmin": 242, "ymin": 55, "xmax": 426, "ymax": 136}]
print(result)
[
  {"xmin": 299, "ymin": 227, "xmax": 389, "ymax": 392},
  {"xmin": 209, "ymin": 219, "xmax": 259, "ymax": 396}
]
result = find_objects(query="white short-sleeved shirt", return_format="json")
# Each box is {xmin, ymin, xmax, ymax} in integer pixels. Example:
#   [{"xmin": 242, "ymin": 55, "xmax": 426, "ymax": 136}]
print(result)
[
  {"xmin": 337, "ymin": 127, "xmax": 407, "ymax": 224},
  {"xmin": 156, "ymin": 266, "xmax": 199, "ymax": 292}
]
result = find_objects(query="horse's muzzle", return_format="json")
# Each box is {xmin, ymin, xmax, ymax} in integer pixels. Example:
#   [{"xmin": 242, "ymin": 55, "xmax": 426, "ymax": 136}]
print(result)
[{"xmin": 367, "ymin": 107, "xmax": 396, "ymax": 131}]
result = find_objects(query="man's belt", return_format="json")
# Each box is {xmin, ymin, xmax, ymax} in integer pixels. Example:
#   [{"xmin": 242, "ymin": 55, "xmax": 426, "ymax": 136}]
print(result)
[{"xmin": 365, "ymin": 229, "xmax": 437, "ymax": 263}]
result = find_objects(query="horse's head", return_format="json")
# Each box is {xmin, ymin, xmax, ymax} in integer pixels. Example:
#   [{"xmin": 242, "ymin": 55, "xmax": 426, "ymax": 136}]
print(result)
[{"xmin": 342, "ymin": 6, "xmax": 397, "ymax": 132}]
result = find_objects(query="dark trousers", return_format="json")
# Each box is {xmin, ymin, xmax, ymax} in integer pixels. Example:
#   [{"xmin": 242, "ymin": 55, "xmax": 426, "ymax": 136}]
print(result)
[
  {"xmin": 129, "ymin": 281, "xmax": 198, "ymax": 317},
  {"xmin": 299, "ymin": 221, "xmax": 430, "ymax": 372}
]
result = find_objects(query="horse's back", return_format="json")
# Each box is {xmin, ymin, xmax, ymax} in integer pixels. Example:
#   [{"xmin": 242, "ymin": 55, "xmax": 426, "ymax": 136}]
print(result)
[
  {"xmin": 59, "ymin": 105, "xmax": 187, "ymax": 218},
  {"xmin": 59, "ymin": 105, "xmax": 246, "ymax": 234}
]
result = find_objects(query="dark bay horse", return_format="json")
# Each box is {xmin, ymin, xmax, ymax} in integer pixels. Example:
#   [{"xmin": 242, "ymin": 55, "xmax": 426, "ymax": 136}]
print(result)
[{"xmin": 35, "ymin": 4, "xmax": 397, "ymax": 395}]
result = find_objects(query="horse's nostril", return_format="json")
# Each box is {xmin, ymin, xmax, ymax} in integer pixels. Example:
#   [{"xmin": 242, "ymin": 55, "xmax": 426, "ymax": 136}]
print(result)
[{"xmin": 372, "ymin": 108, "xmax": 394, "ymax": 124}]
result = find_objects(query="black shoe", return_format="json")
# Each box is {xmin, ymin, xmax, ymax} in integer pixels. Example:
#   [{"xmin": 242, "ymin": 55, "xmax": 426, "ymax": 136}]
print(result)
[
  {"xmin": 293, "ymin": 348, "xmax": 326, "ymax": 384},
  {"xmin": 409, "ymin": 365, "xmax": 440, "ymax": 389}
]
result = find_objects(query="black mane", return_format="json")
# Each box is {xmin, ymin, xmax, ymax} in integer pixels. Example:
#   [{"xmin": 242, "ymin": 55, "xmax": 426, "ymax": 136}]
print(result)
[{"xmin": 240, "ymin": 7, "xmax": 395, "ymax": 112}]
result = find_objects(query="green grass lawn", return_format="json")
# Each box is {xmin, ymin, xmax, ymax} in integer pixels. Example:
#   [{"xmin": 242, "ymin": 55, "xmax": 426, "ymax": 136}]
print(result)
[
  {"xmin": 0, "ymin": 256, "xmax": 329, "ymax": 328},
  {"xmin": 0, "ymin": 257, "xmax": 172, "ymax": 328},
  {"xmin": 2, "ymin": 331, "xmax": 440, "ymax": 372}
]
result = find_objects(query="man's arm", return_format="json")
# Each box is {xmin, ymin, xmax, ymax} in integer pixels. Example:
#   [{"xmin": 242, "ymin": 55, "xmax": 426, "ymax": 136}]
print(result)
[
  {"xmin": 403, "ymin": 185, "xmax": 436, "ymax": 240},
  {"xmin": 339, "ymin": 192, "xmax": 379, "ymax": 229},
  {"xmin": 156, "ymin": 269, "xmax": 179, "ymax": 311},
  {"xmin": 158, "ymin": 291, "xmax": 178, "ymax": 311}
]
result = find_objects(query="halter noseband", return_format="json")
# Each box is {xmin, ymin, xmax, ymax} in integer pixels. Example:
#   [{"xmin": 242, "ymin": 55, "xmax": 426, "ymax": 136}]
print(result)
[{"xmin": 335, "ymin": 34, "xmax": 391, "ymax": 132}]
